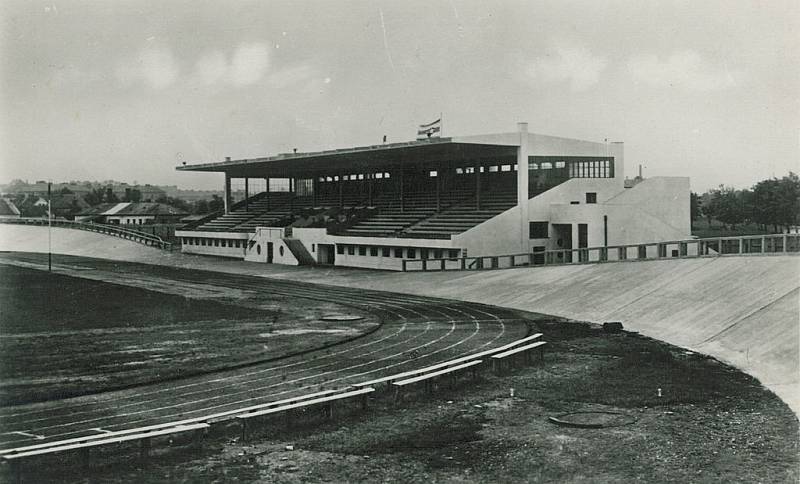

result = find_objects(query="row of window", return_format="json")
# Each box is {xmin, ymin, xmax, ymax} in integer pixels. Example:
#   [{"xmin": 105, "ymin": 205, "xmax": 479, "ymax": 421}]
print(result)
[
  {"xmin": 336, "ymin": 244, "xmax": 460, "ymax": 260},
  {"xmin": 319, "ymin": 173, "xmax": 392, "ymax": 182},
  {"xmin": 183, "ymin": 238, "xmax": 243, "ymax": 248},
  {"xmin": 568, "ymin": 160, "xmax": 612, "ymax": 178}
]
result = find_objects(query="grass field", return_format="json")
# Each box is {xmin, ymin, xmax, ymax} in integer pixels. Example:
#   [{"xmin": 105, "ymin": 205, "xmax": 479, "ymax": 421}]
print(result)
[
  {"xmin": 0, "ymin": 265, "xmax": 379, "ymax": 405},
  {"xmin": 17, "ymin": 321, "xmax": 798, "ymax": 483}
]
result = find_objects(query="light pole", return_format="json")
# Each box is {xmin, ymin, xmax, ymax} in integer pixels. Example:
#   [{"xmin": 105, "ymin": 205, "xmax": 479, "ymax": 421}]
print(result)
[{"xmin": 48, "ymin": 181, "xmax": 52, "ymax": 272}]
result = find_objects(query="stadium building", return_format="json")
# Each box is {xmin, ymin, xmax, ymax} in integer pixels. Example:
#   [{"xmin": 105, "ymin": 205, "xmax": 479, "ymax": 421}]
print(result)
[{"xmin": 176, "ymin": 123, "xmax": 690, "ymax": 270}]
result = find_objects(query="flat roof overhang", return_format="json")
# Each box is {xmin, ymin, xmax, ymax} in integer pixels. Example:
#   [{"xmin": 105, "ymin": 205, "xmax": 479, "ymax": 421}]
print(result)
[{"xmin": 176, "ymin": 138, "xmax": 518, "ymax": 178}]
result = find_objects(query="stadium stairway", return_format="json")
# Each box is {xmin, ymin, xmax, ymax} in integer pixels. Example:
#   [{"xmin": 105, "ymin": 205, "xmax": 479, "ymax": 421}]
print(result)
[{"xmin": 283, "ymin": 237, "xmax": 316, "ymax": 265}]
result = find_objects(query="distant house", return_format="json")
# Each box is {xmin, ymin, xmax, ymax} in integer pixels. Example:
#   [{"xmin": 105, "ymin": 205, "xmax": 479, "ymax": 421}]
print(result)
[
  {"xmin": 0, "ymin": 198, "xmax": 21, "ymax": 219},
  {"xmin": 76, "ymin": 202, "xmax": 188, "ymax": 225}
]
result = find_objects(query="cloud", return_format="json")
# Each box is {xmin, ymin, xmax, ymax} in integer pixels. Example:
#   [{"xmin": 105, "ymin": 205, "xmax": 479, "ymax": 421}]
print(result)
[
  {"xmin": 526, "ymin": 45, "xmax": 607, "ymax": 91},
  {"xmin": 195, "ymin": 50, "xmax": 227, "ymax": 85},
  {"xmin": 115, "ymin": 46, "xmax": 179, "ymax": 89},
  {"xmin": 230, "ymin": 43, "xmax": 271, "ymax": 86},
  {"xmin": 192, "ymin": 43, "xmax": 271, "ymax": 87},
  {"xmin": 628, "ymin": 51, "xmax": 738, "ymax": 91}
]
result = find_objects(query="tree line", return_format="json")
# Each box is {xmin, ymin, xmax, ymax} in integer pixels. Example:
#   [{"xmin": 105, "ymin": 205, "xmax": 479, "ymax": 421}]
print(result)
[{"xmin": 692, "ymin": 172, "xmax": 799, "ymax": 232}]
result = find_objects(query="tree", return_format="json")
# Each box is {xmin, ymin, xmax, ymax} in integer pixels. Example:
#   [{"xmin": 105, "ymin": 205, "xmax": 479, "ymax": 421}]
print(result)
[
  {"xmin": 690, "ymin": 192, "xmax": 701, "ymax": 229},
  {"xmin": 123, "ymin": 188, "xmax": 142, "ymax": 202},
  {"xmin": 752, "ymin": 173, "xmax": 800, "ymax": 232},
  {"xmin": 208, "ymin": 195, "xmax": 224, "ymax": 212},
  {"xmin": 195, "ymin": 199, "xmax": 209, "ymax": 214}
]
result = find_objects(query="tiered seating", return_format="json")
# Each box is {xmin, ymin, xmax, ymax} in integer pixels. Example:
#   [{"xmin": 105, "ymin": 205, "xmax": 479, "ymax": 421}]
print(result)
[
  {"xmin": 341, "ymin": 191, "xmax": 470, "ymax": 237},
  {"xmin": 195, "ymin": 192, "xmax": 292, "ymax": 232},
  {"xmin": 402, "ymin": 189, "xmax": 518, "ymax": 238}
]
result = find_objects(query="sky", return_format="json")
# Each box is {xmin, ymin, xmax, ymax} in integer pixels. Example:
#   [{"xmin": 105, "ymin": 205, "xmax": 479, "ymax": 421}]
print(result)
[{"xmin": 0, "ymin": 0, "xmax": 797, "ymax": 192}]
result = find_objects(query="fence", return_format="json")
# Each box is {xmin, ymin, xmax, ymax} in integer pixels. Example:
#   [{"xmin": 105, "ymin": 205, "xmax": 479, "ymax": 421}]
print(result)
[
  {"xmin": 0, "ymin": 218, "xmax": 173, "ymax": 251},
  {"xmin": 402, "ymin": 233, "xmax": 800, "ymax": 272}
]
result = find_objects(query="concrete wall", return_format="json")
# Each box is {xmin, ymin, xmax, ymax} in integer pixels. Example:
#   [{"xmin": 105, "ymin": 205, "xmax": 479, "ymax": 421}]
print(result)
[
  {"xmin": 453, "ymin": 206, "xmax": 524, "ymax": 257},
  {"xmin": 176, "ymin": 230, "xmax": 250, "ymax": 258},
  {"xmin": 244, "ymin": 228, "xmax": 299, "ymax": 265}
]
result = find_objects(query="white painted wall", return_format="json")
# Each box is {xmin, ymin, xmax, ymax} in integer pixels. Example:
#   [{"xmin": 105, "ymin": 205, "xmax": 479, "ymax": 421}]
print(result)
[
  {"xmin": 176, "ymin": 230, "xmax": 249, "ymax": 258},
  {"xmin": 244, "ymin": 227, "xmax": 299, "ymax": 265}
]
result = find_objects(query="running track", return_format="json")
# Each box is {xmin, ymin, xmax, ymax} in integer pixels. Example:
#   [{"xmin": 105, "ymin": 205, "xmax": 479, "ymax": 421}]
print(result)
[{"xmin": 0, "ymin": 253, "xmax": 531, "ymax": 451}]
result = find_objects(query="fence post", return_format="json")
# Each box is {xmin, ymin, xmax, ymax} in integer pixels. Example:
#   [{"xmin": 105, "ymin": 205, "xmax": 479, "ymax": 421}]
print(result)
[
  {"xmin": 460, "ymin": 257, "xmax": 466, "ymax": 270},
  {"xmin": 784, "ymin": 235, "xmax": 788, "ymax": 253},
  {"xmin": 761, "ymin": 236, "xmax": 766, "ymax": 253},
  {"xmin": 402, "ymin": 260, "xmax": 407, "ymax": 272},
  {"xmin": 422, "ymin": 259, "xmax": 427, "ymax": 271},
  {"xmin": 440, "ymin": 259, "xmax": 445, "ymax": 271}
]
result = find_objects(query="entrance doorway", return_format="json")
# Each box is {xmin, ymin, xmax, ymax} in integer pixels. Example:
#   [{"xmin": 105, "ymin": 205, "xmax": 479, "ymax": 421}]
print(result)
[
  {"xmin": 317, "ymin": 244, "xmax": 336, "ymax": 265},
  {"xmin": 267, "ymin": 242, "xmax": 274, "ymax": 263},
  {"xmin": 552, "ymin": 224, "xmax": 573, "ymax": 263}
]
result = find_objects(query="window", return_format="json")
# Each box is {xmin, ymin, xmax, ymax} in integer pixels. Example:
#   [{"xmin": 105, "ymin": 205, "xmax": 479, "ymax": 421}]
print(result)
[
  {"xmin": 540, "ymin": 162, "xmax": 553, "ymax": 169},
  {"xmin": 501, "ymin": 164, "xmax": 511, "ymax": 172},
  {"xmin": 311, "ymin": 244, "xmax": 316, "ymax": 252},
  {"xmin": 449, "ymin": 249, "xmax": 460, "ymax": 259},
  {"xmin": 348, "ymin": 245, "xmax": 355, "ymax": 255},
  {"xmin": 201, "ymin": 239, "xmax": 206, "ymax": 246},
  {"xmin": 456, "ymin": 168, "xmax": 464, "ymax": 175},
  {"xmin": 279, "ymin": 246, "xmax": 284, "ymax": 256},
  {"xmin": 214, "ymin": 239, "xmax": 220, "ymax": 247},
  {"xmin": 359, "ymin": 246, "xmax": 366, "ymax": 256},
  {"xmin": 489, "ymin": 166, "xmax": 499, "ymax": 172},
  {"xmin": 433, "ymin": 249, "xmax": 442, "ymax": 259},
  {"xmin": 370, "ymin": 247, "xmax": 378, "ymax": 256},
  {"xmin": 382, "ymin": 247, "xmax": 390, "ymax": 257},
  {"xmin": 376, "ymin": 173, "xmax": 384, "ymax": 179},
  {"xmin": 555, "ymin": 161, "xmax": 565, "ymax": 168},
  {"xmin": 407, "ymin": 248, "xmax": 416, "ymax": 258},
  {"xmin": 235, "ymin": 240, "xmax": 241, "ymax": 248},
  {"xmin": 394, "ymin": 248, "xmax": 403, "ymax": 258},
  {"xmin": 337, "ymin": 245, "xmax": 344, "ymax": 254},
  {"xmin": 586, "ymin": 192, "xmax": 597, "ymax": 204},
  {"xmin": 429, "ymin": 171, "xmax": 438, "ymax": 177},
  {"xmin": 570, "ymin": 201, "xmax": 580, "ymax": 205},
  {"xmin": 529, "ymin": 221, "xmax": 549, "ymax": 239},
  {"xmin": 421, "ymin": 249, "xmax": 429, "ymax": 259},
  {"xmin": 256, "ymin": 244, "xmax": 261, "ymax": 255},
  {"xmin": 530, "ymin": 163, "xmax": 539, "ymax": 170}
]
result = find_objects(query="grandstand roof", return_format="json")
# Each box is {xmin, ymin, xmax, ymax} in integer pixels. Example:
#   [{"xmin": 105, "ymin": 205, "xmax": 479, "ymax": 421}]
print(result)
[{"xmin": 176, "ymin": 137, "xmax": 518, "ymax": 178}]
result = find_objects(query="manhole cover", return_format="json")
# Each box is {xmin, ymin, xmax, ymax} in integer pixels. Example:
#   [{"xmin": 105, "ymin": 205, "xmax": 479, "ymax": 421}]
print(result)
[
  {"xmin": 320, "ymin": 314, "xmax": 364, "ymax": 321},
  {"xmin": 548, "ymin": 411, "xmax": 636, "ymax": 428}
]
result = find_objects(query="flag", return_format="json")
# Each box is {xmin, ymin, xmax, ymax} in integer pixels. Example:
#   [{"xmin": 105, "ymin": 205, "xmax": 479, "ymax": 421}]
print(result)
[{"xmin": 417, "ymin": 117, "xmax": 442, "ymax": 139}]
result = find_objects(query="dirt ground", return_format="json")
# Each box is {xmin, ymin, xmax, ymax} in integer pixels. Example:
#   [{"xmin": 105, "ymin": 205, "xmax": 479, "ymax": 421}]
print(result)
[
  {"xmin": 13, "ymin": 320, "xmax": 798, "ymax": 483},
  {"xmin": 0, "ymin": 265, "xmax": 379, "ymax": 405}
]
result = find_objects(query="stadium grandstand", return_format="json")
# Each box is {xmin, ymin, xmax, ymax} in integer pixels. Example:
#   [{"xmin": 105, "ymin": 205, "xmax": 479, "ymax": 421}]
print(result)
[{"xmin": 176, "ymin": 123, "xmax": 690, "ymax": 270}]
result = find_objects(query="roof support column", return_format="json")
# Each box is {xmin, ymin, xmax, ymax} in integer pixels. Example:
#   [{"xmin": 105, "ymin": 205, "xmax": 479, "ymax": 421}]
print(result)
[
  {"xmin": 517, "ymin": 122, "xmax": 529, "ymax": 253},
  {"xmin": 265, "ymin": 177, "xmax": 270, "ymax": 211},
  {"xmin": 339, "ymin": 174, "xmax": 344, "ymax": 208},
  {"xmin": 399, "ymin": 165, "xmax": 405, "ymax": 212},
  {"xmin": 475, "ymin": 164, "xmax": 481, "ymax": 210},
  {"xmin": 244, "ymin": 177, "xmax": 249, "ymax": 211},
  {"xmin": 313, "ymin": 176, "xmax": 318, "ymax": 207},
  {"xmin": 368, "ymin": 172, "xmax": 373, "ymax": 207},
  {"xmin": 436, "ymin": 164, "xmax": 441, "ymax": 212},
  {"xmin": 223, "ymin": 173, "xmax": 232, "ymax": 214}
]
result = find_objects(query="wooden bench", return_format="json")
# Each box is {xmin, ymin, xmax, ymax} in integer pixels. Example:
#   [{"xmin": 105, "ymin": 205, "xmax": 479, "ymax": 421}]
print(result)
[
  {"xmin": 391, "ymin": 360, "xmax": 483, "ymax": 403},
  {"xmin": 236, "ymin": 387, "xmax": 375, "ymax": 440},
  {"xmin": 2, "ymin": 422, "xmax": 209, "ymax": 474},
  {"xmin": 490, "ymin": 341, "xmax": 547, "ymax": 373},
  {"xmin": 0, "ymin": 387, "xmax": 349, "ymax": 462},
  {"xmin": 353, "ymin": 333, "xmax": 543, "ymax": 390}
]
